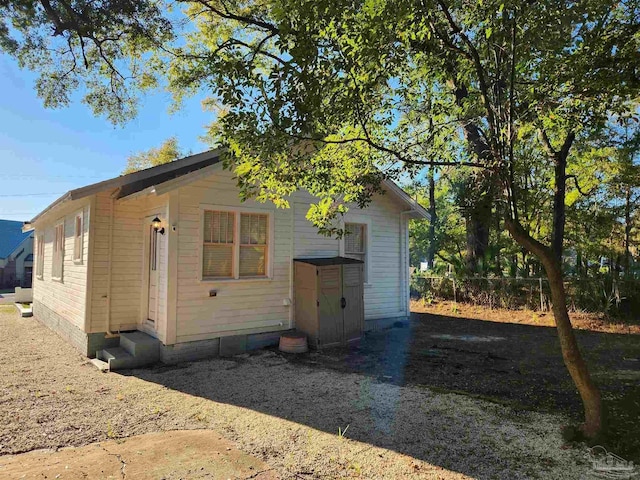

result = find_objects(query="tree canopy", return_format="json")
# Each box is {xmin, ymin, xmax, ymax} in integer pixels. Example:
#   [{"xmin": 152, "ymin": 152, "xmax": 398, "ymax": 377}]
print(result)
[{"xmin": 122, "ymin": 137, "xmax": 185, "ymax": 174}]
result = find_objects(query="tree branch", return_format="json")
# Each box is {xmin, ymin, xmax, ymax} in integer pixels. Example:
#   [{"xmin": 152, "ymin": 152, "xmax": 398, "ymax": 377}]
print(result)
[{"xmin": 190, "ymin": 0, "xmax": 281, "ymax": 34}]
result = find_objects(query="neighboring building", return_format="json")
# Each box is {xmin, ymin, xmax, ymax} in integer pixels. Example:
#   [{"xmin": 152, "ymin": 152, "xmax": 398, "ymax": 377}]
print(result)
[
  {"xmin": 25, "ymin": 150, "xmax": 427, "ymax": 364},
  {"xmin": 0, "ymin": 219, "xmax": 33, "ymax": 289}
]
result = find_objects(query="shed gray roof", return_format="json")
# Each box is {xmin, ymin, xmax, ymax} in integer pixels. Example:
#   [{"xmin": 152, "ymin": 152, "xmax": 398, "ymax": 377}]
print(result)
[
  {"xmin": 294, "ymin": 257, "xmax": 364, "ymax": 266},
  {"xmin": 0, "ymin": 220, "xmax": 32, "ymax": 259}
]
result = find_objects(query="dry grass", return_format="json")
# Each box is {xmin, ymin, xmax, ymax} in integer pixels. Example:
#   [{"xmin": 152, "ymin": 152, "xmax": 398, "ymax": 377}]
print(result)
[{"xmin": 411, "ymin": 299, "xmax": 640, "ymax": 335}]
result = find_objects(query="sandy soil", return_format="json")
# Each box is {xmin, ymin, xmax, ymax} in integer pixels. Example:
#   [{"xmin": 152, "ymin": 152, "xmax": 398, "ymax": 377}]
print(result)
[
  {"xmin": 0, "ymin": 430, "xmax": 277, "ymax": 480},
  {"xmin": 0, "ymin": 309, "xmax": 592, "ymax": 479}
]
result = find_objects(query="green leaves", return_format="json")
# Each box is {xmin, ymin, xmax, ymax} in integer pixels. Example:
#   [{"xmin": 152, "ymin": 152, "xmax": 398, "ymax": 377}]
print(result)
[
  {"xmin": 3, "ymin": 0, "xmax": 638, "ymax": 240},
  {"xmin": 122, "ymin": 137, "xmax": 185, "ymax": 174}
]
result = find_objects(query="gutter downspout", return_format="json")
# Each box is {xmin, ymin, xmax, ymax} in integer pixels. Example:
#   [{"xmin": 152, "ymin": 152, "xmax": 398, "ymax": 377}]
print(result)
[
  {"xmin": 105, "ymin": 195, "xmax": 117, "ymax": 337},
  {"xmin": 400, "ymin": 208, "xmax": 416, "ymax": 317}
]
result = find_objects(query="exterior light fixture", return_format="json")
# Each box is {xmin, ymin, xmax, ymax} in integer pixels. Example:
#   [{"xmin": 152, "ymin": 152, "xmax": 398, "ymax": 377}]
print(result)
[{"xmin": 152, "ymin": 217, "xmax": 165, "ymax": 235}]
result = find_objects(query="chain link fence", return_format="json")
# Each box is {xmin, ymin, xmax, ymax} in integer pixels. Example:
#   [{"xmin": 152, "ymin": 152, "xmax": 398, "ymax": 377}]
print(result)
[{"xmin": 411, "ymin": 275, "xmax": 640, "ymax": 316}]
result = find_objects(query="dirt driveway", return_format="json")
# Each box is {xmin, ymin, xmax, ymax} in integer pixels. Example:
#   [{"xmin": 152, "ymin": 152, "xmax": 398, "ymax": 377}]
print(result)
[{"xmin": 0, "ymin": 308, "xmax": 592, "ymax": 479}]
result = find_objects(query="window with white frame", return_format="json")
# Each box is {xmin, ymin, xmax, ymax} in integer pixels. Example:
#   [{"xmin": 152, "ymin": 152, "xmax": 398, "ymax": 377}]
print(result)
[
  {"xmin": 202, "ymin": 210, "xmax": 269, "ymax": 279},
  {"xmin": 203, "ymin": 210, "xmax": 235, "ymax": 278},
  {"xmin": 73, "ymin": 212, "xmax": 83, "ymax": 263},
  {"xmin": 239, "ymin": 213, "xmax": 268, "ymax": 277},
  {"xmin": 36, "ymin": 234, "xmax": 44, "ymax": 279},
  {"xmin": 52, "ymin": 222, "xmax": 64, "ymax": 280},
  {"xmin": 344, "ymin": 222, "xmax": 368, "ymax": 281}
]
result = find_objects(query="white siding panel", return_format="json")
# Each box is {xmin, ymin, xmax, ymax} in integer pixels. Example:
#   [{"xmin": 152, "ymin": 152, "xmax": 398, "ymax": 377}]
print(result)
[
  {"xmin": 33, "ymin": 203, "xmax": 90, "ymax": 330},
  {"xmin": 89, "ymin": 192, "xmax": 169, "ymax": 337},
  {"xmin": 174, "ymin": 170, "xmax": 293, "ymax": 341},
  {"xmin": 292, "ymin": 190, "xmax": 407, "ymax": 320}
]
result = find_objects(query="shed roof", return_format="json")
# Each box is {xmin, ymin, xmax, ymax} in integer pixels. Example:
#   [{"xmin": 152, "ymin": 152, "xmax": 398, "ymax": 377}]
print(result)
[
  {"xmin": 294, "ymin": 257, "xmax": 364, "ymax": 266},
  {"xmin": 0, "ymin": 220, "xmax": 32, "ymax": 259}
]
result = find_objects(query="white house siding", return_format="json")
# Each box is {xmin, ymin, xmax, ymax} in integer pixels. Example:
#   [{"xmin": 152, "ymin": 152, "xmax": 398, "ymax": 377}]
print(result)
[
  {"xmin": 33, "ymin": 202, "xmax": 90, "ymax": 331},
  {"xmin": 174, "ymin": 170, "xmax": 293, "ymax": 343},
  {"xmin": 292, "ymin": 190, "xmax": 408, "ymax": 321},
  {"xmin": 89, "ymin": 191, "xmax": 169, "ymax": 336}
]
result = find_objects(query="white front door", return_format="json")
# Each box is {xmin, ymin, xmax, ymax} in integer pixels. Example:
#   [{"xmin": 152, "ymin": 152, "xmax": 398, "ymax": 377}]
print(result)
[{"xmin": 147, "ymin": 224, "xmax": 159, "ymax": 326}]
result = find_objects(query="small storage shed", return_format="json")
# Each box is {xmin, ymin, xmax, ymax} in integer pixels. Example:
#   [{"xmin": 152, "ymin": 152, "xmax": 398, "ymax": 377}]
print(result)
[{"xmin": 294, "ymin": 257, "xmax": 365, "ymax": 349}]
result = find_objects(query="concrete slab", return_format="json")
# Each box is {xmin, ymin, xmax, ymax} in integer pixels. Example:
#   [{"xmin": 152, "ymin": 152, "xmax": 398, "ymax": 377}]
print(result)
[
  {"xmin": 14, "ymin": 302, "xmax": 32, "ymax": 317},
  {"xmin": 89, "ymin": 358, "xmax": 109, "ymax": 372},
  {"xmin": 0, "ymin": 430, "xmax": 278, "ymax": 480},
  {"xmin": 0, "ymin": 292, "xmax": 15, "ymax": 305}
]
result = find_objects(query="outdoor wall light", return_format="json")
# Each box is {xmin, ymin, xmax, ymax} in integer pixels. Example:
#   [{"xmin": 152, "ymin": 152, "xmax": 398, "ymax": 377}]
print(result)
[{"xmin": 152, "ymin": 217, "xmax": 165, "ymax": 235}]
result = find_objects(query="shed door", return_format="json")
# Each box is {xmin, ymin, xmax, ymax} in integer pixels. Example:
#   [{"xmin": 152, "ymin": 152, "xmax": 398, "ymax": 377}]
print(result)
[
  {"xmin": 318, "ymin": 266, "xmax": 343, "ymax": 347},
  {"xmin": 147, "ymin": 225, "xmax": 159, "ymax": 325},
  {"xmin": 342, "ymin": 263, "xmax": 364, "ymax": 341}
]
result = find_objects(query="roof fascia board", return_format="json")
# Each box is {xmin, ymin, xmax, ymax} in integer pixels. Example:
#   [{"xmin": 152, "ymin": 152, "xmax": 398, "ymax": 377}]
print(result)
[
  {"xmin": 117, "ymin": 186, "xmax": 156, "ymax": 203},
  {"xmin": 382, "ymin": 180, "xmax": 430, "ymax": 220}
]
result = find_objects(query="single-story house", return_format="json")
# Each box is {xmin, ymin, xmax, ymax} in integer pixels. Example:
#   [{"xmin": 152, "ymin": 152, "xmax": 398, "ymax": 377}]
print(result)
[
  {"xmin": 24, "ymin": 149, "xmax": 427, "ymax": 365},
  {"xmin": 0, "ymin": 219, "xmax": 34, "ymax": 288}
]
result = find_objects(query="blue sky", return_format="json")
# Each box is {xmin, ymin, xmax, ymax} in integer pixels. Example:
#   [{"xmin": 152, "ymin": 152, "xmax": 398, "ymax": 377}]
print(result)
[{"xmin": 0, "ymin": 55, "xmax": 214, "ymax": 222}]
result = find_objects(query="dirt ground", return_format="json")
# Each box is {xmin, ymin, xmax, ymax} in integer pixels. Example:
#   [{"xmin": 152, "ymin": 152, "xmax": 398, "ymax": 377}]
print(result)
[
  {"xmin": 292, "ymin": 302, "xmax": 640, "ymax": 463},
  {"xmin": 1, "ymin": 430, "xmax": 277, "ymax": 479},
  {"xmin": 0, "ymin": 308, "xmax": 595, "ymax": 479}
]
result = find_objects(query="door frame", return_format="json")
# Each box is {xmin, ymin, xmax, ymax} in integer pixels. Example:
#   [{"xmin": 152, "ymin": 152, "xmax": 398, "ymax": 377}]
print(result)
[{"xmin": 139, "ymin": 213, "xmax": 163, "ymax": 337}]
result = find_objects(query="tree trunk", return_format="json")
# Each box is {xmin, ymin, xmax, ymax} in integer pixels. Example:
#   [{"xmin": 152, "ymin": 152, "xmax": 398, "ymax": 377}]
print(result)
[
  {"xmin": 506, "ymin": 218, "xmax": 602, "ymax": 438},
  {"xmin": 465, "ymin": 212, "xmax": 490, "ymax": 273},
  {"xmin": 539, "ymin": 130, "xmax": 574, "ymax": 264},
  {"xmin": 464, "ymin": 188, "xmax": 492, "ymax": 274},
  {"xmin": 426, "ymin": 168, "xmax": 437, "ymax": 270},
  {"xmin": 551, "ymin": 154, "xmax": 567, "ymax": 263},
  {"xmin": 494, "ymin": 214, "xmax": 502, "ymax": 277},
  {"xmin": 449, "ymin": 78, "xmax": 493, "ymax": 275},
  {"xmin": 624, "ymin": 186, "xmax": 632, "ymax": 278}
]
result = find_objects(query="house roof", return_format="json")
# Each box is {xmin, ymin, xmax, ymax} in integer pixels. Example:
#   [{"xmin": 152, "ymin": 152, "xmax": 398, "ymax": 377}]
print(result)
[
  {"xmin": 27, "ymin": 148, "xmax": 428, "ymax": 226},
  {"xmin": 27, "ymin": 149, "xmax": 225, "ymax": 226},
  {"xmin": 0, "ymin": 220, "xmax": 32, "ymax": 259}
]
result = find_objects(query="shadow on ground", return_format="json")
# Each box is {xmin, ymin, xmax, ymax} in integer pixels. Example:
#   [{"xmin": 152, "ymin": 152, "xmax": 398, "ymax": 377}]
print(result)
[
  {"xmin": 288, "ymin": 313, "xmax": 640, "ymax": 462},
  {"xmin": 121, "ymin": 312, "xmax": 640, "ymax": 478}
]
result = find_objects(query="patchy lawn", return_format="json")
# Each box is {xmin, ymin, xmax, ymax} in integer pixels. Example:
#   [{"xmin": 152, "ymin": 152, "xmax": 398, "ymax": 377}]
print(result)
[
  {"xmin": 0, "ymin": 311, "xmax": 593, "ymax": 479},
  {"xmin": 291, "ymin": 305, "xmax": 640, "ymax": 463}
]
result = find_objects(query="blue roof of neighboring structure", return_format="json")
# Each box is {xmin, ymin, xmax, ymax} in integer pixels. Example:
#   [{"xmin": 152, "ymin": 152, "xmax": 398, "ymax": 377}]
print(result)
[{"xmin": 0, "ymin": 220, "xmax": 31, "ymax": 259}]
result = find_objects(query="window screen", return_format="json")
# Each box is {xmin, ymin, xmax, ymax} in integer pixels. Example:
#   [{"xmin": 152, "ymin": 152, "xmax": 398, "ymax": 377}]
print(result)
[
  {"xmin": 239, "ymin": 213, "xmax": 268, "ymax": 277},
  {"xmin": 203, "ymin": 211, "xmax": 235, "ymax": 278}
]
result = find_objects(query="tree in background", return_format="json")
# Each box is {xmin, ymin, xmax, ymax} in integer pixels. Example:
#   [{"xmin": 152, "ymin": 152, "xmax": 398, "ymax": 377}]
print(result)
[
  {"xmin": 122, "ymin": 137, "xmax": 185, "ymax": 174},
  {"xmin": 2, "ymin": 0, "xmax": 639, "ymax": 439}
]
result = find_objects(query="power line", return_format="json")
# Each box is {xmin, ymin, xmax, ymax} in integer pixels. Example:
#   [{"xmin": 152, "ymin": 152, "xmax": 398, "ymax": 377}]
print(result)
[
  {"xmin": 0, "ymin": 192, "xmax": 64, "ymax": 197},
  {"xmin": 0, "ymin": 174, "xmax": 105, "ymax": 179}
]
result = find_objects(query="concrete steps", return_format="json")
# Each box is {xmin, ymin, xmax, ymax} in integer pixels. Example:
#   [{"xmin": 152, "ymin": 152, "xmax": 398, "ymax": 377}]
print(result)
[{"xmin": 96, "ymin": 331, "xmax": 160, "ymax": 371}]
